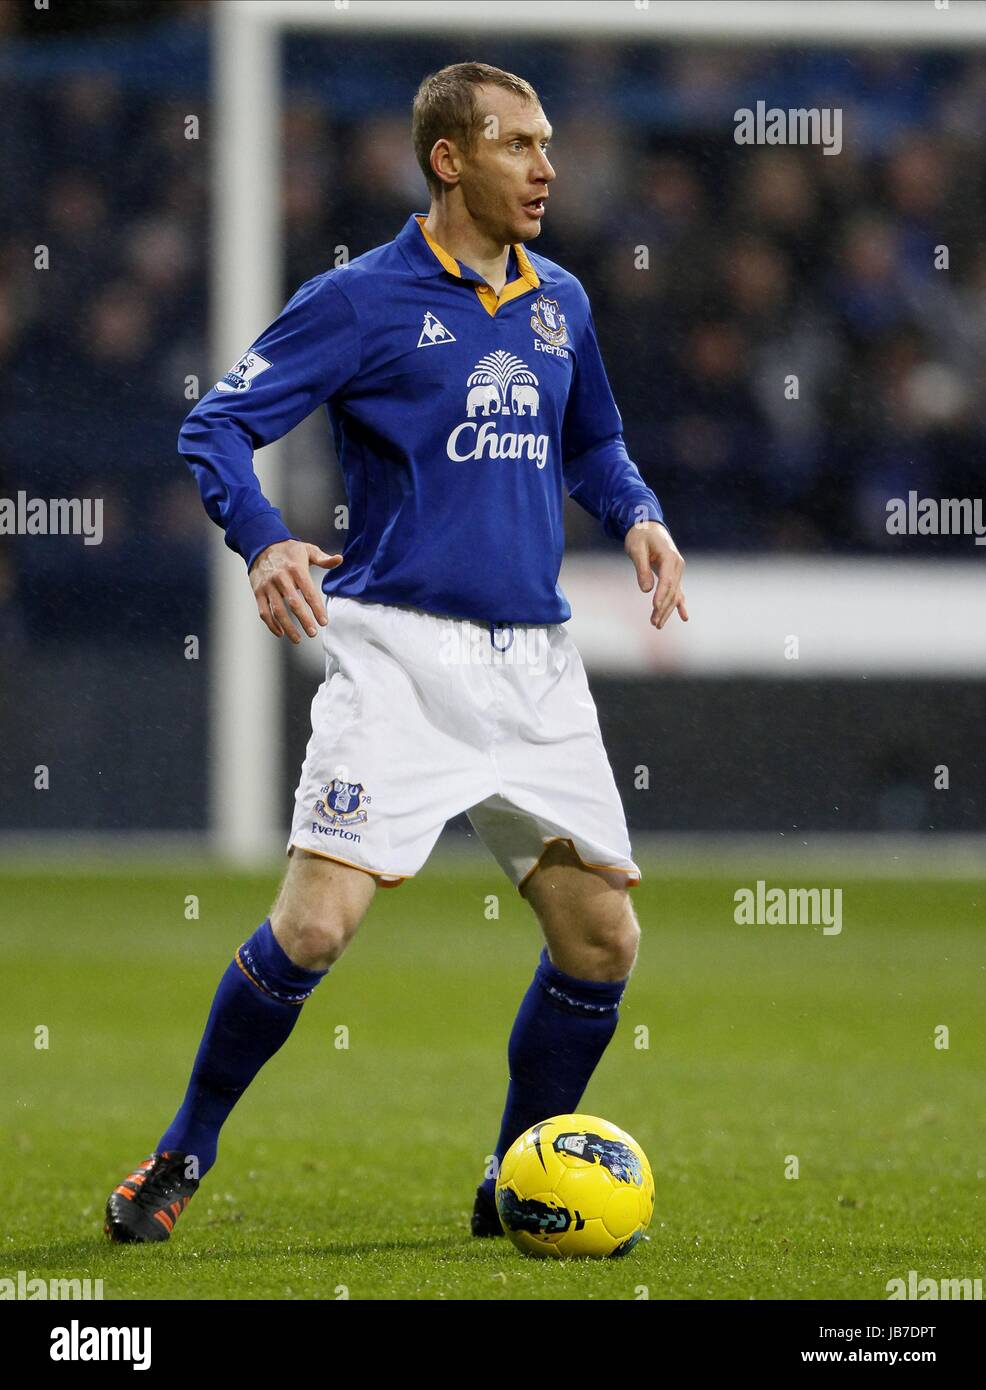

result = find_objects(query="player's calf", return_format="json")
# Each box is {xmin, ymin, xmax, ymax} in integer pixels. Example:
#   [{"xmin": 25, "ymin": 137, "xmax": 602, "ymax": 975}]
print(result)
[
  {"xmin": 101, "ymin": 858, "xmax": 376, "ymax": 1243},
  {"xmin": 473, "ymin": 851, "xmax": 639, "ymax": 1234}
]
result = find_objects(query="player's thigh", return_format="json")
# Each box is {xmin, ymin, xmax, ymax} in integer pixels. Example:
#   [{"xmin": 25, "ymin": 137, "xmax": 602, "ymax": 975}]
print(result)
[
  {"xmin": 270, "ymin": 847, "xmax": 378, "ymax": 969},
  {"xmin": 521, "ymin": 840, "xmax": 640, "ymax": 982}
]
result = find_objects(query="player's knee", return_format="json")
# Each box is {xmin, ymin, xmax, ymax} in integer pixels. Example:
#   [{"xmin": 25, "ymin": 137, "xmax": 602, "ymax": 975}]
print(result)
[
  {"xmin": 270, "ymin": 851, "xmax": 375, "ymax": 969},
  {"xmin": 562, "ymin": 894, "xmax": 640, "ymax": 981},
  {"xmin": 601, "ymin": 901, "xmax": 640, "ymax": 979},
  {"xmin": 271, "ymin": 904, "xmax": 360, "ymax": 971}
]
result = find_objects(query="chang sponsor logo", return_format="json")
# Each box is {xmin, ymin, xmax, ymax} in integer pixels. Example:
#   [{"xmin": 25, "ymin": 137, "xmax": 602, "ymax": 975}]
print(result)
[{"xmin": 447, "ymin": 350, "xmax": 549, "ymax": 469}]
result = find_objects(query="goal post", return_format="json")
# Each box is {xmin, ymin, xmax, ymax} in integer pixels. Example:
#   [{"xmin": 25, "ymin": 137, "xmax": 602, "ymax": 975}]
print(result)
[
  {"xmin": 210, "ymin": 4, "xmax": 284, "ymax": 862},
  {"xmin": 209, "ymin": 0, "xmax": 986, "ymax": 860}
]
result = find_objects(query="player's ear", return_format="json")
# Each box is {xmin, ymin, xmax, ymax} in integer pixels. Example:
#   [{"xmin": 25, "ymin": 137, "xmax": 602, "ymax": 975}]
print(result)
[{"xmin": 430, "ymin": 138, "xmax": 461, "ymax": 190}]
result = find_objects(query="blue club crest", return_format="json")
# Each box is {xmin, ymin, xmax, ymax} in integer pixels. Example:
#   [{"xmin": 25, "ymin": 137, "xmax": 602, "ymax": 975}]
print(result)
[
  {"xmin": 531, "ymin": 295, "xmax": 568, "ymax": 347},
  {"xmin": 315, "ymin": 779, "xmax": 368, "ymax": 826}
]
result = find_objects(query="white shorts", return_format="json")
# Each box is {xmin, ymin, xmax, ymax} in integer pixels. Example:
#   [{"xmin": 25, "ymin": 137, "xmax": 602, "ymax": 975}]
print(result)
[{"xmin": 287, "ymin": 595, "xmax": 641, "ymax": 891}]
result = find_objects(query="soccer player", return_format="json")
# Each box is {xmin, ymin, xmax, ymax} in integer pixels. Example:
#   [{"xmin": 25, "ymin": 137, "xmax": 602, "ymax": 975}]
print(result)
[{"xmin": 104, "ymin": 61, "xmax": 687, "ymax": 1243}]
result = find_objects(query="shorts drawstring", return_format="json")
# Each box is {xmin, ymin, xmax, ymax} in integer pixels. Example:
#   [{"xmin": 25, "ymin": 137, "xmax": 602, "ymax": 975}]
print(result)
[{"xmin": 489, "ymin": 622, "xmax": 514, "ymax": 652}]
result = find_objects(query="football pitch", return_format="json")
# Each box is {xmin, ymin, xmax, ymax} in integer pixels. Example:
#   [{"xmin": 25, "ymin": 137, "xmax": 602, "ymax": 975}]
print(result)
[{"xmin": 2, "ymin": 862, "xmax": 982, "ymax": 1302}]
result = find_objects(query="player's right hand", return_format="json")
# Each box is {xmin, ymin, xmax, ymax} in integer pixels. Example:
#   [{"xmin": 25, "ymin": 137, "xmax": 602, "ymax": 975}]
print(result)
[{"xmin": 249, "ymin": 540, "xmax": 342, "ymax": 643}]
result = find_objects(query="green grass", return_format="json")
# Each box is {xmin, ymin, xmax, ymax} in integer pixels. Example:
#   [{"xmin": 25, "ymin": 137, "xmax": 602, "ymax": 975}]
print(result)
[{"xmin": 1, "ymin": 864, "xmax": 983, "ymax": 1300}]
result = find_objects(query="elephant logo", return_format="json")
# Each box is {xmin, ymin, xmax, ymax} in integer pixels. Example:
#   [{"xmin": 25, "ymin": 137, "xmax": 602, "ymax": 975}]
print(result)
[
  {"xmin": 466, "ymin": 383, "xmax": 501, "ymax": 416},
  {"xmin": 464, "ymin": 350, "xmax": 539, "ymax": 417},
  {"xmin": 510, "ymin": 382, "xmax": 540, "ymax": 415}
]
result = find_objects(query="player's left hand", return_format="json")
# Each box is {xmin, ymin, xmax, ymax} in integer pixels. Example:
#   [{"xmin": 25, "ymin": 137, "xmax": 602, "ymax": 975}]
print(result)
[{"xmin": 624, "ymin": 520, "xmax": 689, "ymax": 630}]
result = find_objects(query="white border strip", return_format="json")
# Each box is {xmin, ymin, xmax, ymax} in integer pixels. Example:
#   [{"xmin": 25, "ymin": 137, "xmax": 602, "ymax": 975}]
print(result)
[
  {"xmin": 561, "ymin": 556, "xmax": 986, "ymax": 675},
  {"xmin": 240, "ymin": 0, "xmax": 986, "ymax": 45}
]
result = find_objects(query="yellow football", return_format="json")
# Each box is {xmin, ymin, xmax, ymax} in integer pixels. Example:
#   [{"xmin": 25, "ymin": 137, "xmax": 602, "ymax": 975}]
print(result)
[{"xmin": 495, "ymin": 1113, "xmax": 654, "ymax": 1258}]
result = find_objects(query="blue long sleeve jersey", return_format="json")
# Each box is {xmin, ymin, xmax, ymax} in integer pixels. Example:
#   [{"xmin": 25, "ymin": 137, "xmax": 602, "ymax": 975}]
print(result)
[{"xmin": 179, "ymin": 213, "xmax": 665, "ymax": 625}]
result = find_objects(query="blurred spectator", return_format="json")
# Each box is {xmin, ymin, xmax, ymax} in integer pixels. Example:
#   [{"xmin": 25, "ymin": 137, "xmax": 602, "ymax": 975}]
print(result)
[{"xmin": 3, "ymin": 19, "xmax": 986, "ymax": 649}]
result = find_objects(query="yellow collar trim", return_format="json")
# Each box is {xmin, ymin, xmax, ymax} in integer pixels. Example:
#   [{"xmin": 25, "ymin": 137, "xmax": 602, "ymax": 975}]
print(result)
[{"xmin": 415, "ymin": 215, "xmax": 540, "ymax": 317}]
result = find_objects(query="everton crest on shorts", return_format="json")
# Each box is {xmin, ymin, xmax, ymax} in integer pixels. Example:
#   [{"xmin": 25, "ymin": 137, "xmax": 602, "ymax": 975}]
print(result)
[{"xmin": 288, "ymin": 595, "xmax": 640, "ymax": 890}]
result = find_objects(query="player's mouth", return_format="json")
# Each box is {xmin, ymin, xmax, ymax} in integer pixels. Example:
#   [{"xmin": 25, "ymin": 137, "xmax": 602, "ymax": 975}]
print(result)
[{"xmin": 523, "ymin": 196, "xmax": 547, "ymax": 219}]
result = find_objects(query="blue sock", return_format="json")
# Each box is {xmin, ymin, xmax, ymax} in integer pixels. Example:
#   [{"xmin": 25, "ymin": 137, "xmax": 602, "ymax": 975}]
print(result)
[
  {"xmin": 156, "ymin": 919, "xmax": 326, "ymax": 1176},
  {"xmin": 481, "ymin": 947, "xmax": 628, "ymax": 1199}
]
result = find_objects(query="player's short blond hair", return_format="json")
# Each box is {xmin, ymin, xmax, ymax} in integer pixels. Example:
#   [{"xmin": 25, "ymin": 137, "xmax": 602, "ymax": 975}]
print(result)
[{"xmin": 411, "ymin": 61, "xmax": 542, "ymax": 196}]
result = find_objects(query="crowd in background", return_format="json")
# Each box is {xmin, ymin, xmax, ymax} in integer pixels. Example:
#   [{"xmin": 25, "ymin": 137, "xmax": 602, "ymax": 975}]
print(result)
[{"xmin": 2, "ymin": 5, "xmax": 986, "ymax": 644}]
